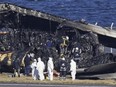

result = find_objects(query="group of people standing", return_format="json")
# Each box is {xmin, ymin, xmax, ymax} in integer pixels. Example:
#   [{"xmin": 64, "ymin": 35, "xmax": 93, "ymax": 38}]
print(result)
[
  {"xmin": 31, "ymin": 57, "xmax": 54, "ymax": 81},
  {"xmin": 30, "ymin": 56, "xmax": 77, "ymax": 81}
]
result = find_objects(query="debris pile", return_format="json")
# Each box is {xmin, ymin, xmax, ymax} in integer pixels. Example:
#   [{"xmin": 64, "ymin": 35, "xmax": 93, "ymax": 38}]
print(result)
[{"xmin": 0, "ymin": 6, "xmax": 115, "ymax": 73}]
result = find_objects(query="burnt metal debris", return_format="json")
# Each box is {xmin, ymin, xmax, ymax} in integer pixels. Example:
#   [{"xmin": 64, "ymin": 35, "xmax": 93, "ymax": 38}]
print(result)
[{"xmin": 0, "ymin": 3, "xmax": 116, "ymax": 76}]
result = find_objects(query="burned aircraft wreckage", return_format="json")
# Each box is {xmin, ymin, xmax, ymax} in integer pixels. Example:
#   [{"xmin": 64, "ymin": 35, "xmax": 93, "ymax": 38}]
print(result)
[{"xmin": 0, "ymin": 3, "xmax": 116, "ymax": 79}]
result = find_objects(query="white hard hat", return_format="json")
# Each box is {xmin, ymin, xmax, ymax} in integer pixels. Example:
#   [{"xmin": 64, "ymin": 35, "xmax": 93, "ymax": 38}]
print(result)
[
  {"xmin": 66, "ymin": 36, "xmax": 69, "ymax": 40},
  {"xmin": 38, "ymin": 57, "xmax": 41, "ymax": 61},
  {"xmin": 34, "ymin": 59, "xmax": 36, "ymax": 62},
  {"xmin": 71, "ymin": 59, "xmax": 74, "ymax": 62},
  {"xmin": 62, "ymin": 57, "xmax": 65, "ymax": 60},
  {"xmin": 76, "ymin": 47, "xmax": 79, "ymax": 50},
  {"xmin": 49, "ymin": 57, "xmax": 52, "ymax": 60}
]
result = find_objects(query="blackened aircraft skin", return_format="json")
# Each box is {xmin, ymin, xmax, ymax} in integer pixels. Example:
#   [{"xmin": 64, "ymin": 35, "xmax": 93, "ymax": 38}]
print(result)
[
  {"xmin": 0, "ymin": 3, "xmax": 116, "ymax": 48},
  {"xmin": 0, "ymin": 3, "xmax": 116, "ymax": 79}
]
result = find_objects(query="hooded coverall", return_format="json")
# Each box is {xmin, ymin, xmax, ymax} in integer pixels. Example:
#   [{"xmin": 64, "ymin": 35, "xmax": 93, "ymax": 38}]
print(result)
[
  {"xmin": 47, "ymin": 57, "xmax": 54, "ymax": 81},
  {"xmin": 70, "ymin": 59, "xmax": 76, "ymax": 80},
  {"xmin": 31, "ymin": 59, "xmax": 38, "ymax": 80},
  {"xmin": 37, "ymin": 58, "xmax": 45, "ymax": 81}
]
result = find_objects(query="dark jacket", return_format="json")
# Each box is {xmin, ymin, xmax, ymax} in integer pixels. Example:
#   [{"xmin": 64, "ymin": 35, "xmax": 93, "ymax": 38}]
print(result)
[{"xmin": 59, "ymin": 60, "xmax": 67, "ymax": 72}]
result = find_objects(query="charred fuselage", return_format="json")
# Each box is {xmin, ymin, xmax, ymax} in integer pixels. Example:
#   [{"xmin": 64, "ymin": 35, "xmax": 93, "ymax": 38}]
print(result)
[{"xmin": 0, "ymin": 3, "xmax": 116, "ymax": 78}]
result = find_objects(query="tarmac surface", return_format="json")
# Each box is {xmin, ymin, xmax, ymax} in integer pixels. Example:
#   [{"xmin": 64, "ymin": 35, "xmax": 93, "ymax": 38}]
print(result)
[
  {"xmin": 0, "ymin": 73, "xmax": 116, "ymax": 86},
  {"xmin": 0, "ymin": 84, "xmax": 115, "ymax": 87}
]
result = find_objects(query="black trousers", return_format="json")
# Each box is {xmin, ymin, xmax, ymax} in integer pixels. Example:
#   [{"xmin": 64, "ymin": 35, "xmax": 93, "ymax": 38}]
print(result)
[{"xmin": 60, "ymin": 71, "xmax": 67, "ymax": 78}]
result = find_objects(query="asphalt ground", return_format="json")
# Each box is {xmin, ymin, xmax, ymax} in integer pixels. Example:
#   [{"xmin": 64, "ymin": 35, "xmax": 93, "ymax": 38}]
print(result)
[
  {"xmin": 0, "ymin": 84, "xmax": 115, "ymax": 87},
  {"xmin": 0, "ymin": 73, "xmax": 116, "ymax": 86}
]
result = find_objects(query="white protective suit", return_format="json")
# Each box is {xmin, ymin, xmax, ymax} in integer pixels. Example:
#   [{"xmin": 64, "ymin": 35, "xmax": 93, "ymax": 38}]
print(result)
[
  {"xmin": 31, "ymin": 59, "xmax": 38, "ymax": 80},
  {"xmin": 70, "ymin": 59, "xmax": 77, "ymax": 80},
  {"xmin": 37, "ymin": 57, "xmax": 45, "ymax": 81},
  {"xmin": 47, "ymin": 57, "xmax": 54, "ymax": 81}
]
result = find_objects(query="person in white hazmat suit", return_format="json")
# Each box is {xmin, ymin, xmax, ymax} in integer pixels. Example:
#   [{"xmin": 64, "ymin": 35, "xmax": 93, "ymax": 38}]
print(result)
[
  {"xmin": 37, "ymin": 57, "xmax": 45, "ymax": 81},
  {"xmin": 31, "ymin": 59, "xmax": 38, "ymax": 80},
  {"xmin": 47, "ymin": 57, "xmax": 54, "ymax": 81},
  {"xmin": 70, "ymin": 59, "xmax": 77, "ymax": 80}
]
